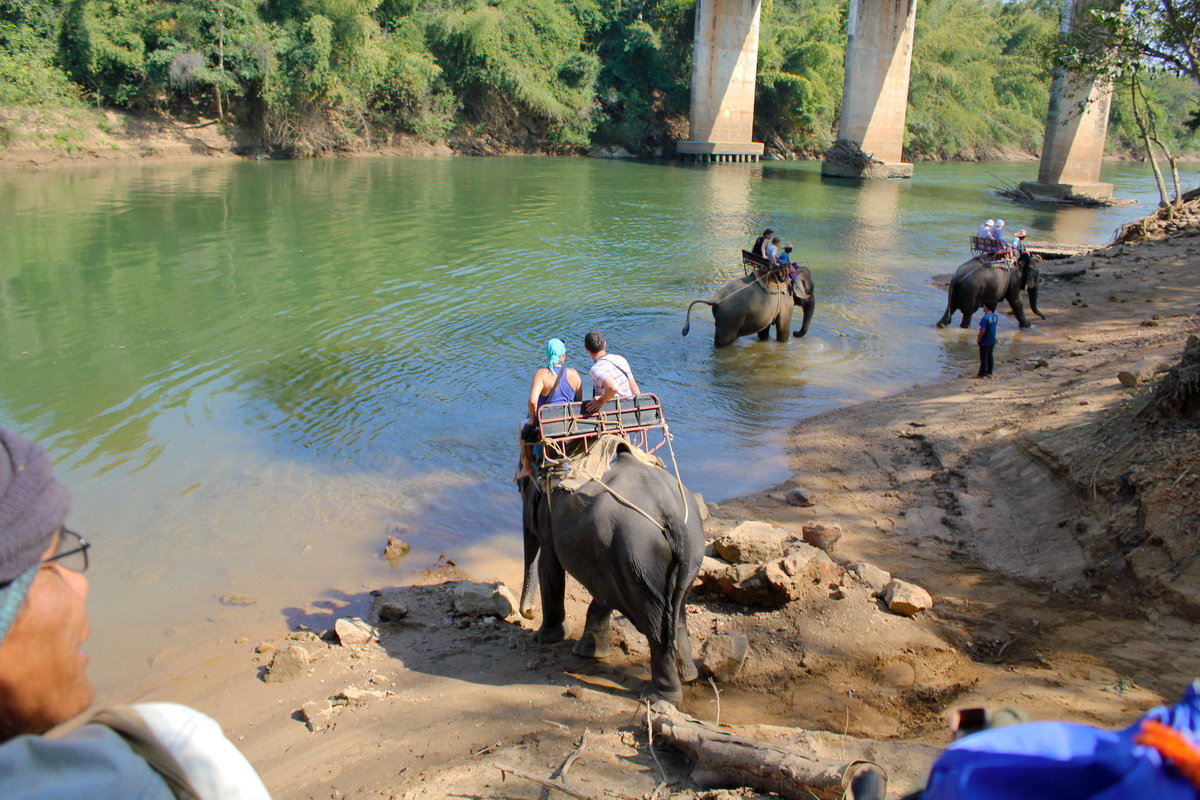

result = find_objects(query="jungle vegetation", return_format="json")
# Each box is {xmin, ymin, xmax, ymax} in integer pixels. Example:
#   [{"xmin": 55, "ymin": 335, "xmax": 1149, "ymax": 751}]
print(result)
[{"xmin": 0, "ymin": 0, "xmax": 1196, "ymax": 159}]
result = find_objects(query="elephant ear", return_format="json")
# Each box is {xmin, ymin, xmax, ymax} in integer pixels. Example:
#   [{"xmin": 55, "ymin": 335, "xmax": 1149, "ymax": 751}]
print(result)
[{"xmin": 791, "ymin": 274, "xmax": 810, "ymax": 301}]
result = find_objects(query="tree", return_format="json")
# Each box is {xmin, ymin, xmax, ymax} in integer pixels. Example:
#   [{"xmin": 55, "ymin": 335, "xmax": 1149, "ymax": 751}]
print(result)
[{"xmin": 1057, "ymin": 0, "xmax": 1200, "ymax": 201}]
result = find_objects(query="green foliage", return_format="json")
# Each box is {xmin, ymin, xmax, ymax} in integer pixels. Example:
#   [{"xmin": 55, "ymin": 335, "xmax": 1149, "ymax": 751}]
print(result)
[
  {"xmin": 432, "ymin": 0, "xmax": 598, "ymax": 148},
  {"xmin": 755, "ymin": 0, "xmax": 844, "ymax": 153},
  {"xmin": 907, "ymin": 0, "xmax": 1054, "ymax": 159},
  {"xmin": 2, "ymin": 0, "xmax": 1196, "ymax": 158},
  {"xmin": 59, "ymin": 0, "xmax": 150, "ymax": 105},
  {"xmin": 590, "ymin": 1, "xmax": 694, "ymax": 151}
]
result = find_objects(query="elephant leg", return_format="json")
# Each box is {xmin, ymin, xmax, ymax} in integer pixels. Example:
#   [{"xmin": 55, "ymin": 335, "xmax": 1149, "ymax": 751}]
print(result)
[
  {"xmin": 757, "ymin": 327, "xmax": 770, "ymax": 340},
  {"xmin": 775, "ymin": 304, "xmax": 793, "ymax": 342},
  {"xmin": 572, "ymin": 600, "xmax": 613, "ymax": 658},
  {"xmin": 676, "ymin": 620, "xmax": 699, "ymax": 683},
  {"xmin": 1009, "ymin": 288, "xmax": 1032, "ymax": 327},
  {"xmin": 534, "ymin": 549, "xmax": 567, "ymax": 644},
  {"xmin": 959, "ymin": 306, "xmax": 974, "ymax": 329},
  {"xmin": 644, "ymin": 638, "xmax": 684, "ymax": 705}
]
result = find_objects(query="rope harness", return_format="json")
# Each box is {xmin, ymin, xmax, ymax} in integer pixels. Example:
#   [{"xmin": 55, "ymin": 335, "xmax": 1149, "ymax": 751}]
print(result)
[{"xmin": 538, "ymin": 425, "xmax": 690, "ymax": 534}]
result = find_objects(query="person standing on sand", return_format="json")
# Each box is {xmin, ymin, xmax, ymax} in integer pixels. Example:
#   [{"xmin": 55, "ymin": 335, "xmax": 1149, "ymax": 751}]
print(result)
[
  {"xmin": 976, "ymin": 301, "xmax": 999, "ymax": 379},
  {"xmin": 584, "ymin": 331, "xmax": 640, "ymax": 414},
  {"xmin": 0, "ymin": 428, "xmax": 269, "ymax": 799}
]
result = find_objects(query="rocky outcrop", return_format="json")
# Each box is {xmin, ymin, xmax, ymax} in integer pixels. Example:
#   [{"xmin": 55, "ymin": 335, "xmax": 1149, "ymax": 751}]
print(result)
[
  {"xmin": 713, "ymin": 521, "xmax": 790, "ymax": 565},
  {"xmin": 264, "ymin": 645, "xmax": 311, "ymax": 683},
  {"xmin": 701, "ymin": 635, "xmax": 749, "ymax": 681},
  {"xmin": 698, "ymin": 542, "xmax": 840, "ymax": 608},
  {"xmin": 883, "ymin": 580, "xmax": 933, "ymax": 616},
  {"xmin": 452, "ymin": 581, "xmax": 520, "ymax": 619},
  {"xmin": 334, "ymin": 617, "xmax": 377, "ymax": 646}
]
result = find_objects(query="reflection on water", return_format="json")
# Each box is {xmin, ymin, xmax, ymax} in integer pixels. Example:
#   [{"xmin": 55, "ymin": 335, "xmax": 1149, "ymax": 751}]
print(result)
[{"xmin": 0, "ymin": 157, "xmax": 1190, "ymax": 693}]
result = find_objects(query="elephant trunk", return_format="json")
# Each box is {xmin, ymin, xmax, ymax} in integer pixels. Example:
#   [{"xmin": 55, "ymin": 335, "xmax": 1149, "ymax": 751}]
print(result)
[
  {"xmin": 796, "ymin": 294, "xmax": 814, "ymax": 337},
  {"xmin": 1028, "ymin": 284, "xmax": 1044, "ymax": 320},
  {"xmin": 517, "ymin": 478, "xmax": 541, "ymax": 618},
  {"xmin": 1025, "ymin": 267, "xmax": 1045, "ymax": 319},
  {"xmin": 682, "ymin": 300, "xmax": 716, "ymax": 337}
]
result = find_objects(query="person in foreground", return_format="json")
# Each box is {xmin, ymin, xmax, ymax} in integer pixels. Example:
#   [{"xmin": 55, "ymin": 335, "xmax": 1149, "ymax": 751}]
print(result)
[
  {"xmin": 976, "ymin": 300, "xmax": 999, "ymax": 379},
  {"xmin": 514, "ymin": 338, "xmax": 583, "ymax": 479},
  {"xmin": 0, "ymin": 427, "xmax": 269, "ymax": 799},
  {"xmin": 583, "ymin": 331, "xmax": 639, "ymax": 414}
]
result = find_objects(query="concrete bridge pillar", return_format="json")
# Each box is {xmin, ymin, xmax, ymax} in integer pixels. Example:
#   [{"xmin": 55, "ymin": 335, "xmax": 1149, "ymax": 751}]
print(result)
[
  {"xmin": 1018, "ymin": 0, "xmax": 1114, "ymax": 202},
  {"xmin": 821, "ymin": 0, "xmax": 917, "ymax": 179},
  {"xmin": 676, "ymin": 0, "xmax": 765, "ymax": 161}
]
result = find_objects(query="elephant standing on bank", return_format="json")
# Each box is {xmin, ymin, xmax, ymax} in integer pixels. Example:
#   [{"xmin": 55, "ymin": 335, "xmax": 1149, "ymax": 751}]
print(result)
[
  {"xmin": 517, "ymin": 449, "xmax": 704, "ymax": 703},
  {"xmin": 937, "ymin": 258, "xmax": 1043, "ymax": 329},
  {"xmin": 682, "ymin": 268, "xmax": 815, "ymax": 348}
]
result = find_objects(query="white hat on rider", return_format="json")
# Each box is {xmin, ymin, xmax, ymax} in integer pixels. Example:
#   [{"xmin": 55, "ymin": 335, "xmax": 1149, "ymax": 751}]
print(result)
[
  {"xmin": 985, "ymin": 219, "xmax": 995, "ymax": 226},
  {"xmin": 996, "ymin": 219, "xmax": 1005, "ymax": 227}
]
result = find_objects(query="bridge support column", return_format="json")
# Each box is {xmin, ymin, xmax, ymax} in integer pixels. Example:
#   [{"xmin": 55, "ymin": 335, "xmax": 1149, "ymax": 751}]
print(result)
[
  {"xmin": 821, "ymin": 0, "xmax": 916, "ymax": 179},
  {"xmin": 676, "ymin": 0, "xmax": 764, "ymax": 162},
  {"xmin": 1018, "ymin": 0, "xmax": 1113, "ymax": 202}
]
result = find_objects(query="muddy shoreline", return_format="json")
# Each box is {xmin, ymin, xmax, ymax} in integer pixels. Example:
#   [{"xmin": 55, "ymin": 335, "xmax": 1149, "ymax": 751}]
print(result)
[
  {"xmin": 2, "ymin": 105, "xmax": 1180, "ymax": 170},
  {"xmin": 78, "ymin": 218, "xmax": 1200, "ymax": 798}
]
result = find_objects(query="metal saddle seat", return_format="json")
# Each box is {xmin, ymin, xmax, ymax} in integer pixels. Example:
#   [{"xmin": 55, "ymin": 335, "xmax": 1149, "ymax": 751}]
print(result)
[
  {"xmin": 970, "ymin": 236, "xmax": 1016, "ymax": 266},
  {"xmin": 535, "ymin": 393, "xmax": 669, "ymax": 470}
]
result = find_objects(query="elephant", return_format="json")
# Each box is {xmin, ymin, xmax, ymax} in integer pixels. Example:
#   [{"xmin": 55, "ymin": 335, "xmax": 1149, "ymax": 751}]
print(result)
[
  {"xmin": 937, "ymin": 257, "xmax": 1043, "ymax": 329},
  {"xmin": 682, "ymin": 267, "xmax": 815, "ymax": 348},
  {"xmin": 517, "ymin": 448, "xmax": 704, "ymax": 704}
]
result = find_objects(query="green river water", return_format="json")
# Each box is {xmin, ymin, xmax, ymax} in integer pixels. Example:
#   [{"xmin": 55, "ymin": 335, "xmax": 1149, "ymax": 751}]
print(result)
[{"xmin": 0, "ymin": 156, "xmax": 1190, "ymax": 692}]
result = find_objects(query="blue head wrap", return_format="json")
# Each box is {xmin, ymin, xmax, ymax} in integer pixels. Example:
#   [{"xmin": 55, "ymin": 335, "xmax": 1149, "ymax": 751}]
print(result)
[{"xmin": 546, "ymin": 339, "xmax": 566, "ymax": 371}]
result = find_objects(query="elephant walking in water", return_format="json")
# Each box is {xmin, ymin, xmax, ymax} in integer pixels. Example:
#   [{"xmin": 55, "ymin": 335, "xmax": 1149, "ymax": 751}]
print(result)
[
  {"xmin": 517, "ymin": 448, "xmax": 704, "ymax": 703},
  {"xmin": 682, "ymin": 268, "xmax": 815, "ymax": 348},
  {"xmin": 938, "ymin": 258, "xmax": 1043, "ymax": 329}
]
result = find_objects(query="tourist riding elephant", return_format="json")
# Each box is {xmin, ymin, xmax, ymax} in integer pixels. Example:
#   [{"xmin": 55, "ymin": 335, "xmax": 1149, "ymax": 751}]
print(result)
[
  {"xmin": 517, "ymin": 448, "xmax": 704, "ymax": 704},
  {"xmin": 937, "ymin": 257, "xmax": 1043, "ymax": 329},
  {"xmin": 682, "ymin": 268, "xmax": 815, "ymax": 348}
]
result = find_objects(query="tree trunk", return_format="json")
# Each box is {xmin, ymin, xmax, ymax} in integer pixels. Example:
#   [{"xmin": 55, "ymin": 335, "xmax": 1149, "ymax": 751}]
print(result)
[
  {"xmin": 1118, "ymin": 357, "xmax": 1169, "ymax": 387},
  {"xmin": 649, "ymin": 702, "xmax": 861, "ymax": 799}
]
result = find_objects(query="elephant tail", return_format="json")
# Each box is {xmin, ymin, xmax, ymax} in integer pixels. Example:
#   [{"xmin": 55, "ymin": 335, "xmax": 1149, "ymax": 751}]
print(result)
[
  {"xmin": 659, "ymin": 505, "xmax": 696, "ymax": 670},
  {"xmin": 682, "ymin": 300, "xmax": 716, "ymax": 337}
]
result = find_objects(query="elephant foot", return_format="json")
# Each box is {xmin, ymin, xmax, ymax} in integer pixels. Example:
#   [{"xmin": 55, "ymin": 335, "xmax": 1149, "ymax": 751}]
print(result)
[
  {"xmin": 641, "ymin": 682, "xmax": 683, "ymax": 706},
  {"xmin": 572, "ymin": 634, "xmax": 612, "ymax": 659},
  {"xmin": 534, "ymin": 624, "xmax": 566, "ymax": 644}
]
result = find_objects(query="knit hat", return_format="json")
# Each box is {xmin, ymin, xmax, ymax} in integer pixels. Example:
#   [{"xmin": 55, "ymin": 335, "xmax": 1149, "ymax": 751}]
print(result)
[{"xmin": 0, "ymin": 429, "xmax": 69, "ymax": 639}]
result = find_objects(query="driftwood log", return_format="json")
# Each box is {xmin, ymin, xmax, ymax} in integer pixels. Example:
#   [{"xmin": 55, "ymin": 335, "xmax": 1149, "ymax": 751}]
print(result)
[
  {"xmin": 1118, "ymin": 357, "xmax": 1169, "ymax": 387},
  {"xmin": 649, "ymin": 701, "xmax": 881, "ymax": 800}
]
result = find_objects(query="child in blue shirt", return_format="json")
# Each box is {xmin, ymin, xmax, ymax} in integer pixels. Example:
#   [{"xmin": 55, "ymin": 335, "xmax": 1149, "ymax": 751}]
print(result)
[{"xmin": 976, "ymin": 301, "xmax": 999, "ymax": 378}]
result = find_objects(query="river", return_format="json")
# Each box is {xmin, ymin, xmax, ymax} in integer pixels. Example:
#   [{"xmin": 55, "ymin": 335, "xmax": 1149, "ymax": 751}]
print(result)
[{"xmin": 0, "ymin": 156, "xmax": 1190, "ymax": 693}]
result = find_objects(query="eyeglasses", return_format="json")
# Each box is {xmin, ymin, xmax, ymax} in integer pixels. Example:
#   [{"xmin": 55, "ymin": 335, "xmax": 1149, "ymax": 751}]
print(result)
[{"xmin": 44, "ymin": 528, "xmax": 90, "ymax": 574}]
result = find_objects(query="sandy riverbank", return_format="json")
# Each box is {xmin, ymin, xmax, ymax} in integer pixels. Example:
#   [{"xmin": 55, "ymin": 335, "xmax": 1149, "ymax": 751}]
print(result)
[{"xmin": 81, "ymin": 211, "xmax": 1200, "ymax": 799}]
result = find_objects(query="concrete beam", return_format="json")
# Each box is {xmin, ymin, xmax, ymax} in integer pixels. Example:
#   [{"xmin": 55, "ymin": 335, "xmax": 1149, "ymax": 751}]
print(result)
[
  {"xmin": 822, "ymin": 0, "xmax": 917, "ymax": 179},
  {"xmin": 1019, "ymin": 0, "xmax": 1114, "ymax": 201},
  {"xmin": 676, "ymin": 0, "xmax": 765, "ymax": 159}
]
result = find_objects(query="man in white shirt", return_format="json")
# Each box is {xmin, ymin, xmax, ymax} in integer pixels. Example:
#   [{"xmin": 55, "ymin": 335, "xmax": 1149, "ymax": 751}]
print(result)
[{"xmin": 583, "ymin": 331, "xmax": 640, "ymax": 414}]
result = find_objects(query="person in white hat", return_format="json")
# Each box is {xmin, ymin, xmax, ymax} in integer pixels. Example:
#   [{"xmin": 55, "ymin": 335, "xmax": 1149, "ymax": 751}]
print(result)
[
  {"xmin": 991, "ymin": 219, "xmax": 1007, "ymax": 244},
  {"xmin": 976, "ymin": 219, "xmax": 995, "ymax": 239}
]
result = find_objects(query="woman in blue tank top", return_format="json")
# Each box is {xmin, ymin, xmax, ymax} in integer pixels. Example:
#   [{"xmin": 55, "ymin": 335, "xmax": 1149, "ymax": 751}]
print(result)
[{"xmin": 514, "ymin": 339, "xmax": 583, "ymax": 480}]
